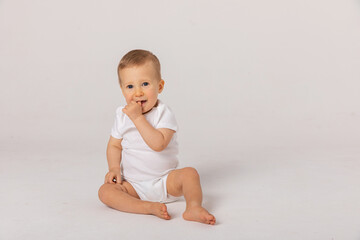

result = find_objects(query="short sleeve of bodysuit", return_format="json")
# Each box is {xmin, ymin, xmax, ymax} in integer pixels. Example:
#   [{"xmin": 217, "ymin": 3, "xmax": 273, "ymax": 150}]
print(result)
[
  {"xmin": 154, "ymin": 103, "xmax": 178, "ymax": 132},
  {"xmin": 110, "ymin": 107, "xmax": 125, "ymax": 139}
]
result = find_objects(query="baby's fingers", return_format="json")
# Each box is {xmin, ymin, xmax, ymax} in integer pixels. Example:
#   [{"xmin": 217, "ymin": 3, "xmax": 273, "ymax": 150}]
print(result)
[
  {"xmin": 105, "ymin": 173, "xmax": 115, "ymax": 184},
  {"xmin": 115, "ymin": 174, "xmax": 122, "ymax": 184}
]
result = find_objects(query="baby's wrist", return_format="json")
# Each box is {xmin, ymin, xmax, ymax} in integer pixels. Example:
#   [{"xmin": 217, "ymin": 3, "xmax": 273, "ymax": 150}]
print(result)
[
  {"xmin": 132, "ymin": 114, "xmax": 145, "ymax": 124},
  {"xmin": 109, "ymin": 167, "xmax": 120, "ymax": 172}
]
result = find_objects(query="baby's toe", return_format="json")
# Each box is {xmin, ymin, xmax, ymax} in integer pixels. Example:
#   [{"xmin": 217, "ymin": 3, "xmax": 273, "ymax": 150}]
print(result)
[
  {"xmin": 160, "ymin": 204, "xmax": 171, "ymax": 219},
  {"xmin": 205, "ymin": 214, "xmax": 216, "ymax": 225}
]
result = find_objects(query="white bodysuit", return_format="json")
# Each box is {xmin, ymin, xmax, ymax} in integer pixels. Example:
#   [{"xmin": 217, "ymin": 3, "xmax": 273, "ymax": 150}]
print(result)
[{"xmin": 110, "ymin": 100, "xmax": 179, "ymax": 202}]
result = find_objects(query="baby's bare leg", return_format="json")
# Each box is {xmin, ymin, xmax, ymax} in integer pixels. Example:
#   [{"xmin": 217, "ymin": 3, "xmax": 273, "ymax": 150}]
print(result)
[
  {"xmin": 98, "ymin": 182, "xmax": 170, "ymax": 220},
  {"xmin": 167, "ymin": 168, "xmax": 216, "ymax": 225}
]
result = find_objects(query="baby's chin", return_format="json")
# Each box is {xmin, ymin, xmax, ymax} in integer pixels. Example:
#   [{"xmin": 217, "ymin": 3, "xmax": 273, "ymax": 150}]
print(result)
[
  {"xmin": 142, "ymin": 101, "xmax": 158, "ymax": 114},
  {"xmin": 142, "ymin": 106, "xmax": 154, "ymax": 114}
]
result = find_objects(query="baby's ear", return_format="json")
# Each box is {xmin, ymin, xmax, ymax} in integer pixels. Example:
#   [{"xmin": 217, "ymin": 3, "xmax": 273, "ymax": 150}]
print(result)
[{"xmin": 158, "ymin": 79, "xmax": 165, "ymax": 93}]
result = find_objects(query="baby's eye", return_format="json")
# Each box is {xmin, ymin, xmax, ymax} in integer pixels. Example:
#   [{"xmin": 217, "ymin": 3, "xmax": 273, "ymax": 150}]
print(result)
[
  {"xmin": 127, "ymin": 85, "xmax": 133, "ymax": 89},
  {"xmin": 142, "ymin": 82, "xmax": 149, "ymax": 87}
]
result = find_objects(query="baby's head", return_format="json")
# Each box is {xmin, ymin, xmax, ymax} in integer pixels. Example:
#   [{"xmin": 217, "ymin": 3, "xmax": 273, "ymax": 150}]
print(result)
[
  {"xmin": 117, "ymin": 49, "xmax": 161, "ymax": 84},
  {"xmin": 117, "ymin": 49, "xmax": 165, "ymax": 113}
]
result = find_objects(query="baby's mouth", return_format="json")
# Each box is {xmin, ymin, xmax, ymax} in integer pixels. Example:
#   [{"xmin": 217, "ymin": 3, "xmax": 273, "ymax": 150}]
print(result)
[{"xmin": 136, "ymin": 100, "xmax": 147, "ymax": 106}]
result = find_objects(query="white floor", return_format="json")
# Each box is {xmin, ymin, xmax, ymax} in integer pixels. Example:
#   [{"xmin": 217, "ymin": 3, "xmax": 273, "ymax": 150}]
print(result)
[{"xmin": 1, "ymin": 144, "xmax": 360, "ymax": 240}]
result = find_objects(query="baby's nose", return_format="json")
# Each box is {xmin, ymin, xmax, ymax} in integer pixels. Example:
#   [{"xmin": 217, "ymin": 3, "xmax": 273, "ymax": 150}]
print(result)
[{"xmin": 134, "ymin": 88, "xmax": 144, "ymax": 96}]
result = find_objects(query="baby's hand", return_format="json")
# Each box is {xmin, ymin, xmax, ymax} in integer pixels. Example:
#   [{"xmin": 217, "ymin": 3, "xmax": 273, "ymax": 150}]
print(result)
[
  {"xmin": 122, "ymin": 101, "xmax": 142, "ymax": 121},
  {"xmin": 105, "ymin": 168, "xmax": 122, "ymax": 184}
]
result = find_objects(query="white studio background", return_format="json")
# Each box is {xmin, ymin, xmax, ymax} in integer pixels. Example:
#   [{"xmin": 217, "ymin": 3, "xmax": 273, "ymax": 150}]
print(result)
[
  {"xmin": 1, "ymin": 0, "xmax": 360, "ymax": 239},
  {"xmin": 1, "ymin": 0, "xmax": 359, "ymax": 156}
]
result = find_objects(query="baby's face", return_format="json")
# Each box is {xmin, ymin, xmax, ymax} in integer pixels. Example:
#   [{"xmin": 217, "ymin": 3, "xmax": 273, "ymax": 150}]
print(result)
[{"xmin": 119, "ymin": 61, "xmax": 164, "ymax": 114}]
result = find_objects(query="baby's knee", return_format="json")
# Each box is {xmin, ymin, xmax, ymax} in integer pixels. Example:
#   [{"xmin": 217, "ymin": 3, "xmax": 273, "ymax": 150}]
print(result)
[
  {"xmin": 183, "ymin": 167, "xmax": 200, "ymax": 179},
  {"xmin": 98, "ymin": 183, "xmax": 112, "ymax": 204}
]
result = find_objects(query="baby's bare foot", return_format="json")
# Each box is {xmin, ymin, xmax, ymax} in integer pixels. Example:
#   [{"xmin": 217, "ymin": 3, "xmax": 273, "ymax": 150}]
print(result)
[
  {"xmin": 183, "ymin": 206, "xmax": 216, "ymax": 225},
  {"xmin": 148, "ymin": 202, "xmax": 171, "ymax": 220}
]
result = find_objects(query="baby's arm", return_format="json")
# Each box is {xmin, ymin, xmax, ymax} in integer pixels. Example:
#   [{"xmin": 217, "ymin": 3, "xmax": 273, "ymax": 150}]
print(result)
[
  {"xmin": 122, "ymin": 101, "xmax": 174, "ymax": 152},
  {"xmin": 105, "ymin": 136, "xmax": 123, "ymax": 184}
]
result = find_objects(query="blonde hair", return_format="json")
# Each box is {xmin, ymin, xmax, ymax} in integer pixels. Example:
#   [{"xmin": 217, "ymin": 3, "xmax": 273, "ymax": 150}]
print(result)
[{"xmin": 117, "ymin": 49, "xmax": 161, "ymax": 84}]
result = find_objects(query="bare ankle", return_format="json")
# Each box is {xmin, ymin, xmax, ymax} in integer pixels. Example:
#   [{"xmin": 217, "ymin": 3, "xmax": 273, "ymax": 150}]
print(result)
[
  {"xmin": 186, "ymin": 202, "xmax": 202, "ymax": 209},
  {"xmin": 143, "ymin": 201, "xmax": 156, "ymax": 214}
]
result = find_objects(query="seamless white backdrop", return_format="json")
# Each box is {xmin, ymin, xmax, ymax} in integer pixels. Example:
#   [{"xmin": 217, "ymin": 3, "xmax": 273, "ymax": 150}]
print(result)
[
  {"xmin": 1, "ymin": 0, "xmax": 360, "ymax": 239},
  {"xmin": 1, "ymin": 0, "xmax": 359, "ymax": 154}
]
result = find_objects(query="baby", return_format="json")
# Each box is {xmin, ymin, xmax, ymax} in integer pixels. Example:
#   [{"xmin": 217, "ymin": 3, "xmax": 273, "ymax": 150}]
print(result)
[{"xmin": 98, "ymin": 49, "xmax": 216, "ymax": 225}]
